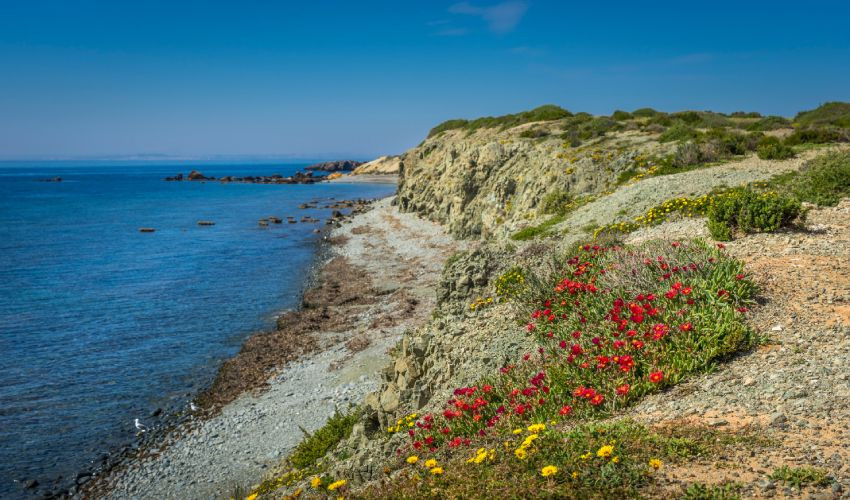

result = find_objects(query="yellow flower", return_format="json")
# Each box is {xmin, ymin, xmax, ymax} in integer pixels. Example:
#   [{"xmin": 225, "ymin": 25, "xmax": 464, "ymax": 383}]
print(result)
[
  {"xmin": 310, "ymin": 476, "xmax": 321, "ymax": 489},
  {"xmin": 406, "ymin": 455, "xmax": 418, "ymax": 464},
  {"xmin": 649, "ymin": 458, "xmax": 663, "ymax": 470},
  {"xmin": 512, "ymin": 428, "xmax": 522, "ymax": 435},
  {"xmin": 527, "ymin": 423, "xmax": 546, "ymax": 433},
  {"xmin": 246, "ymin": 494, "xmax": 258, "ymax": 500},
  {"xmin": 327, "ymin": 479, "xmax": 346, "ymax": 491},
  {"xmin": 425, "ymin": 459, "xmax": 437, "ymax": 468},
  {"xmin": 514, "ymin": 448, "xmax": 527, "ymax": 460},
  {"xmin": 430, "ymin": 467, "xmax": 444, "ymax": 475},
  {"xmin": 571, "ymin": 471, "xmax": 579, "ymax": 479},
  {"xmin": 580, "ymin": 451, "xmax": 592, "ymax": 461},
  {"xmin": 596, "ymin": 445, "xmax": 614, "ymax": 458},
  {"xmin": 541, "ymin": 465, "xmax": 558, "ymax": 477},
  {"xmin": 612, "ymin": 456, "xmax": 620, "ymax": 464}
]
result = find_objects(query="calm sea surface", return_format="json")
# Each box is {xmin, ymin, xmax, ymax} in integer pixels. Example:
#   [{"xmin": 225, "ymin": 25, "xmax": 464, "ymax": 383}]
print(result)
[{"xmin": 0, "ymin": 161, "xmax": 395, "ymax": 496}]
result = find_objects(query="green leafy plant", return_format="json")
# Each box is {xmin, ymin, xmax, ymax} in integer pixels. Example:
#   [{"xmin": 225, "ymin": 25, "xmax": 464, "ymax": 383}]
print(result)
[
  {"xmin": 289, "ymin": 409, "xmax": 360, "ymax": 469},
  {"xmin": 707, "ymin": 187, "xmax": 802, "ymax": 240},
  {"xmin": 778, "ymin": 151, "xmax": 850, "ymax": 206},
  {"xmin": 769, "ymin": 465, "xmax": 830, "ymax": 488},
  {"xmin": 756, "ymin": 136, "xmax": 795, "ymax": 160}
]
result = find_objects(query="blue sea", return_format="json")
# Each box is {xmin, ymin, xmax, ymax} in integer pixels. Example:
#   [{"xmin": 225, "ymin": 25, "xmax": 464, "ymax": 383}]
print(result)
[{"xmin": 0, "ymin": 161, "xmax": 395, "ymax": 497}]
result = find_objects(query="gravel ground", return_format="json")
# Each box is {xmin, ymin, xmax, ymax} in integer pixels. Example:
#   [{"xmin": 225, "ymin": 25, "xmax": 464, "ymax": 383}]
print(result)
[
  {"xmin": 624, "ymin": 200, "xmax": 850, "ymax": 498},
  {"xmin": 98, "ymin": 197, "xmax": 461, "ymax": 499}
]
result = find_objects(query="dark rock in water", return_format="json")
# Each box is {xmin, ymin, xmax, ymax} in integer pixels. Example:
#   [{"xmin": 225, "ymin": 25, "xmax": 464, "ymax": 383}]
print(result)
[
  {"xmin": 187, "ymin": 170, "xmax": 208, "ymax": 180},
  {"xmin": 258, "ymin": 220, "xmax": 269, "ymax": 227},
  {"xmin": 196, "ymin": 220, "xmax": 215, "ymax": 226},
  {"xmin": 37, "ymin": 177, "xmax": 62, "ymax": 182},
  {"xmin": 75, "ymin": 472, "xmax": 91, "ymax": 485},
  {"xmin": 164, "ymin": 173, "xmax": 184, "ymax": 181},
  {"xmin": 23, "ymin": 479, "xmax": 39, "ymax": 489},
  {"xmin": 268, "ymin": 216, "xmax": 282, "ymax": 224},
  {"xmin": 151, "ymin": 407, "xmax": 163, "ymax": 417},
  {"xmin": 139, "ymin": 227, "xmax": 156, "ymax": 233},
  {"xmin": 304, "ymin": 160, "xmax": 363, "ymax": 172}
]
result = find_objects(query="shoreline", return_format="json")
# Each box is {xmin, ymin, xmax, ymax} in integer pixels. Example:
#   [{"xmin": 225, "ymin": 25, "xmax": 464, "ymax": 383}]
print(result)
[{"xmin": 85, "ymin": 195, "xmax": 459, "ymax": 499}]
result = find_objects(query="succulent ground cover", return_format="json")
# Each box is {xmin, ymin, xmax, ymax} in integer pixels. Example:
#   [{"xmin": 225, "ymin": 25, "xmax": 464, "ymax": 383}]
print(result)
[{"xmin": 329, "ymin": 239, "xmax": 759, "ymax": 497}]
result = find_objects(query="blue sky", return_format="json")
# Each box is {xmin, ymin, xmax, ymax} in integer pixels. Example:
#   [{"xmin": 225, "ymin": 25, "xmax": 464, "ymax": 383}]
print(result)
[{"xmin": 1, "ymin": 0, "xmax": 849, "ymax": 159}]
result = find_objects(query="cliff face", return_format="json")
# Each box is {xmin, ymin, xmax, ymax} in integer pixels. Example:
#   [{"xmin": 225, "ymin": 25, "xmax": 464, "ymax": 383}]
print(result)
[
  {"xmin": 396, "ymin": 123, "xmax": 663, "ymax": 239},
  {"xmin": 351, "ymin": 155, "xmax": 401, "ymax": 175}
]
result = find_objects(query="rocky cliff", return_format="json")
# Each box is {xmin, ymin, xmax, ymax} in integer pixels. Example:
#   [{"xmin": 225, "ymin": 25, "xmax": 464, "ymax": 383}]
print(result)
[{"xmin": 396, "ymin": 121, "xmax": 668, "ymax": 239}]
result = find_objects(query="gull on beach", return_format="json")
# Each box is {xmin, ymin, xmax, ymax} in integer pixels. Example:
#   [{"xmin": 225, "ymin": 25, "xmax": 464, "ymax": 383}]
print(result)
[
  {"xmin": 134, "ymin": 418, "xmax": 147, "ymax": 432},
  {"xmin": 189, "ymin": 402, "xmax": 199, "ymax": 412}
]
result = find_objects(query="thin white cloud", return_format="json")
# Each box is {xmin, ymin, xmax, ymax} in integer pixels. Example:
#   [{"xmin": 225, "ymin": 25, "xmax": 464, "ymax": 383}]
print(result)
[{"xmin": 448, "ymin": 1, "xmax": 529, "ymax": 34}]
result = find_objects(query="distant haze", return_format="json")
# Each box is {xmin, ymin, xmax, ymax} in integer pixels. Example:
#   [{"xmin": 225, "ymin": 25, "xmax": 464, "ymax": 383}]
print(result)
[{"xmin": 1, "ymin": 1, "xmax": 848, "ymax": 159}]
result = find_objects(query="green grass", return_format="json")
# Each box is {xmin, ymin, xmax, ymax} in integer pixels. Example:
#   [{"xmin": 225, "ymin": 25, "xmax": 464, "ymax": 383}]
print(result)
[
  {"xmin": 510, "ymin": 214, "xmax": 565, "ymax": 241},
  {"xmin": 682, "ymin": 482, "xmax": 743, "ymax": 500},
  {"xmin": 289, "ymin": 409, "xmax": 360, "ymax": 469},
  {"xmin": 769, "ymin": 465, "xmax": 831, "ymax": 488},
  {"xmin": 428, "ymin": 105, "xmax": 572, "ymax": 138}
]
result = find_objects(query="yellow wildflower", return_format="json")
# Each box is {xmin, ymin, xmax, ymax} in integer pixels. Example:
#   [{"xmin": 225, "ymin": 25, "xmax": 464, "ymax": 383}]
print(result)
[
  {"xmin": 425, "ymin": 459, "xmax": 437, "ymax": 468},
  {"xmin": 512, "ymin": 428, "xmax": 522, "ymax": 435},
  {"xmin": 406, "ymin": 455, "xmax": 418, "ymax": 464},
  {"xmin": 596, "ymin": 445, "xmax": 614, "ymax": 458},
  {"xmin": 649, "ymin": 458, "xmax": 662, "ymax": 470},
  {"xmin": 430, "ymin": 467, "xmax": 444, "ymax": 475},
  {"xmin": 572, "ymin": 471, "xmax": 579, "ymax": 479},
  {"xmin": 541, "ymin": 465, "xmax": 558, "ymax": 477},
  {"xmin": 246, "ymin": 494, "xmax": 258, "ymax": 500},
  {"xmin": 514, "ymin": 448, "xmax": 527, "ymax": 460},
  {"xmin": 327, "ymin": 479, "xmax": 346, "ymax": 491},
  {"xmin": 310, "ymin": 476, "xmax": 321, "ymax": 489},
  {"xmin": 527, "ymin": 423, "xmax": 546, "ymax": 433},
  {"xmin": 612, "ymin": 456, "xmax": 620, "ymax": 464},
  {"xmin": 580, "ymin": 452, "xmax": 592, "ymax": 461}
]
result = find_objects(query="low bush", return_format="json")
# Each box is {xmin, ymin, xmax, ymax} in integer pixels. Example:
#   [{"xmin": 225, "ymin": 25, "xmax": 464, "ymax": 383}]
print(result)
[
  {"xmin": 731, "ymin": 111, "xmax": 762, "ymax": 118},
  {"xmin": 510, "ymin": 214, "xmax": 565, "ymax": 241},
  {"xmin": 784, "ymin": 126, "xmax": 848, "ymax": 145},
  {"xmin": 707, "ymin": 187, "xmax": 802, "ymax": 240},
  {"xmin": 519, "ymin": 128, "xmax": 550, "ymax": 139},
  {"xmin": 612, "ymin": 110, "xmax": 633, "ymax": 120},
  {"xmin": 659, "ymin": 123, "xmax": 700, "ymax": 142},
  {"xmin": 289, "ymin": 409, "xmax": 360, "ymax": 469},
  {"xmin": 745, "ymin": 115, "xmax": 791, "ymax": 131},
  {"xmin": 540, "ymin": 191, "xmax": 573, "ymax": 215},
  {"xmin": 756, "ymin": 136, "xmax": 795, "ymax": 160},
  {"xmin": 428, "ymin": 105, "xmax": 573, "ymax": 137},
  {"xmin": 780, "ymin": 151, "xmax": 850, "ymax": 206},
  {"xmin": 794, "ymin": 101, "xmax": 850, "ymax": 129},
  {"xmin": 632, "ymin": 107, "xmax": 660, "ymax": 118}
]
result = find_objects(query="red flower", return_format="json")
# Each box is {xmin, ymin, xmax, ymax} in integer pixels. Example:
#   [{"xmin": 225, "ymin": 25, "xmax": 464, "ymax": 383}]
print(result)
[
  {"xmin": 559, "ymin": 405, "xmax": 573, "ymax": 416},
  {"xmin": 649, "ymin": 371, "xmax": 664, "ymax": 383},
  {"xmin": 616, "ymin": 384, "xmax": 630, "ymax": 396},
  {"xmin": 589, "ymin": 394, "xmax": 605, "ymax": 406},
  {"xmin": 679, "ymin": 322, "xmax": 693, "ymax": 332}
]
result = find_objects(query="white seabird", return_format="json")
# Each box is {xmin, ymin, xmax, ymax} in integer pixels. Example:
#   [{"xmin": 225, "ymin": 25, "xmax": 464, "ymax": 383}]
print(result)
[{"xmin": 134, "ymin": 418, "xmax": 148, "ymax": 432}]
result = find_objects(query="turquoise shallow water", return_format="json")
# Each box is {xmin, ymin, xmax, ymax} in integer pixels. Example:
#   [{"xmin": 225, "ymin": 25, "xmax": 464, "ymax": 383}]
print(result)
[{"xmin": 0, "ymin": 161, "xmax": 395, "ymax": 496}]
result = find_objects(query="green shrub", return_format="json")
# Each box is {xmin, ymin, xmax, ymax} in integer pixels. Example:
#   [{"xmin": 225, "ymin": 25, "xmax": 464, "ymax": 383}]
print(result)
[
  {"xmin": 540, "ymin": 190, "xmax": 573, "ymax": 215},
  {"xmin": 519, "ymin": 127, "xmax": 550, "ymax": 138},
  {"xmin": 731, "ymin": 111, "xmax": 762, "ymax": 118},
  {"xmin": 659, "ymin": 123, "xmax": 700, "ymax": 142},
  {"xmin": 289, "ymin": 409, "xmax": 360, "ymax": 469},
  {"xmin": 707, "ymin": 188, "xmax": 802, "ymax": 240},
  {"xmin": 784, "ymin": 126, "xmax": 848, "ymax": 145},
  {"xmin": 612, "ymin": 110, "xmax": 632, "ymax": 120},
  {"xmin": 427, "ymin": 105, "xmax": 572, "ymax": 137},
  {"xmin": 782, "ymin": 151, "xmax": 850, "ymax": 206},
  {"xmin": 794, "ymin": 101, "xmax": 850, "ymax": 128},
  {"xmin": 745, "ymin": 115, "xmax": 791, "ymax": 131},
  {"xmin": 756, "ymin": 136, "xmax": 795, "ymax": 160},
  {"xmin": 632, "ymin": 107, "xmax": 660, "ymax": 117},
  {"xmin": 674, "ymin": 111, "xmax": 702, "ymax": 124}
]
